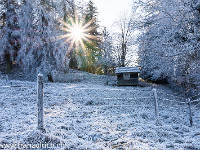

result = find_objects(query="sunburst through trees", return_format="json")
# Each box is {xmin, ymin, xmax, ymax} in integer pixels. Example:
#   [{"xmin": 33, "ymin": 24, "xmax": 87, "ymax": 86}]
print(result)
[
  {"xmin": 58, "ymin": 11, "xmax": 99, "ymax": 56},
  {"xmin": 56, "ymin": 2, "xmax": 102, "ymax": 74}
]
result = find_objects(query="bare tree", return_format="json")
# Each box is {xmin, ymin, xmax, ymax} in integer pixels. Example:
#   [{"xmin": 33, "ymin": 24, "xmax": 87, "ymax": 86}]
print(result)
[{"xmin": 113, "ymin": 14, "xmax": 134, "ymax": 67}]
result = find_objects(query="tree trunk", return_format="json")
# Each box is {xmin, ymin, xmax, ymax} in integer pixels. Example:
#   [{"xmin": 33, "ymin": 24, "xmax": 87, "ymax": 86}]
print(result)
[
  {"xmin": 121, "ymin": 43, "xmax": 126, "ymax": 67},
  {"xmin": 5, "ymin": 54, "xmax": 11, "ymax": 73}
]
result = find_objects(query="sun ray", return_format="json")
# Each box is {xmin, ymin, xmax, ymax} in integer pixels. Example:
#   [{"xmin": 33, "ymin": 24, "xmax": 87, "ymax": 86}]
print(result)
[
  {"xmin": 69, "ymin": 17, "xmax": 76, "ymax": 27},
  {"xmin": 57, "ymin": 10, "xmax": 99, "ymax": 58},
  {"xmin": 58, "ymin": 18, "xmax": 73, "ymax": 30},
  {"xmin": 82, "ymin": 33, "xmax": 98, "ymax": 40},
  {"xmin": 75, "ymin": 11, "xmax": 79, "ymax": 26},
  {"xmin": 82, "ymin": 27, "xmax": 95, "ymax": 33},
  {"xmin": 82, "ymin": 36, "xmax": 93, "ymax": 44},
  {"xmin": 57, "ymin": 34, "xmax": 72, "ymax": 40},
  {"xmin": 80, "ymin": 39, "xmax": 86, "ymax": 51},
  {"xmin": 61, "ymin": 27, "xmax": 73, "ymax": 33},
  {"xmin": 65, "ymin": 38, "xmax": 76, "ymax": 57},
  {"xmin": 63, "ymin": 36, "xmax": 73, "ymax": 44},
  {"xmin": 82, "ymin": 18, "xmax": 95, "ymax": 30},
  {"xmin": 79, "ymin": 15, "xmax": 87, "ymax": 26}
]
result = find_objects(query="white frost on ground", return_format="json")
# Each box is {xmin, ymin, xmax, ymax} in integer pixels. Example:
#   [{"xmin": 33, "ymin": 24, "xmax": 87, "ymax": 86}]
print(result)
[{"xmin": 0, "ymin": 72, "xmax": 199, "ymax": 150}]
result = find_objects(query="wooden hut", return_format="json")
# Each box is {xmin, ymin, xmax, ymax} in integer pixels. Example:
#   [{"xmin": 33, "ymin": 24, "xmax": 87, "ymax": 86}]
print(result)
[{"xmin": 116, "ymin": 67, "xmax": 140, "ymax": 86}]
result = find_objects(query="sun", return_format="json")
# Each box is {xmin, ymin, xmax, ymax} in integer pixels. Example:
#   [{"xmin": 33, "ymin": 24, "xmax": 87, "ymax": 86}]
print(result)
[
  {"xmin": 71, "ymin": 25, "xmax": 84, "ymax": 42},
  {"xmin": 57, "ymin": 11, "xmax": 98, "ymax": 56}
]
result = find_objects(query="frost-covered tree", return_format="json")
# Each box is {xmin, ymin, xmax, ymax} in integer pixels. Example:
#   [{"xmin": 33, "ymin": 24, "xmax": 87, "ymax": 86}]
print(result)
[
  {"xmin": 83, "ymin": 0, "xmax": 101, "ymax": 73},
  {"xmin": 136, "ymin": 0, "xmax": 200, "ymax": 94},
  {"xmin": 0, "ymin": 1, "xmax": 6, "ymax": 58},
  {"xmin": 0, "ymin": 0, "xmax": 20, "ymax": 72},
  {"xmin": 100, "ymin": 27, "xmax": 115, "ymax": 75},
  {"xmin": 16, "ymin": 0, "xmax": 77, "ymax": 79},
  {"xmin": 17, "ymin": 0, "xmax": 54, "ymax": 77},
  {"xmin": 18, "ymin": 0, "xmax": 36, "ymax": 72},
  {"xmin": 113, "ymin": 14, "xmax": 135, "ymax": 67},
  {"xmin": 74, "ymin": 0, "xmax": 102, "ymax": 74},
  {"xmin": 0, "ymin": 1, "xmax": 6, "ymax": 29},
  {"xmin": 53, "ymin": 0, "xmax": 76, "ymax": 73}
]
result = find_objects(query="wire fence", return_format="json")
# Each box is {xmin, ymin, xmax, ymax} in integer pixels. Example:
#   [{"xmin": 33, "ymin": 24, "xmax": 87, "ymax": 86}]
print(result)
[
  {"xmin": 40, "ymin": 93, "xmax": 199, "ymax": 139},
  {"xmin": 36, "ymin": 76, "xmax": 200, "ymax": 133},
  {"xmin": 1, "ymin": 74, "xmax": 199, "ymax": 149},
  {"xmin": 40, "ymin": 84, "xmax": 200, "ymax": 148}
]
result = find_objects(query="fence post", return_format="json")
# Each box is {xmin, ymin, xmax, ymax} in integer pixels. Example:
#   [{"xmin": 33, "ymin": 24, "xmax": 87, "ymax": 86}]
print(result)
[
  {"xmin": 152, "ymin": 89, "xmax": 161, "ymax": 126},
  {"xmin": 187, "ymin": 98, "xmax": 193, "ymax": 127},
  {"xmin": 37, "ymin": 74, "xmax": 45, "ymax": 132}
]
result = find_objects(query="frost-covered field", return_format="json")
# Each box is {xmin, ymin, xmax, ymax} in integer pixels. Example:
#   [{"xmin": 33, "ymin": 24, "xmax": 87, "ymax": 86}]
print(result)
[{"xmin": 0, "ymin": 74, "xmax": 200, "ymax": 150}]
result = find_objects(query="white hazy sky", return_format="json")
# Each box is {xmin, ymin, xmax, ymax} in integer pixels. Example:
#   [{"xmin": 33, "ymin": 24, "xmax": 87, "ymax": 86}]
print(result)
[{"xmin": 84, "ymin": 0, "xmax": 132, "ymax": 29}]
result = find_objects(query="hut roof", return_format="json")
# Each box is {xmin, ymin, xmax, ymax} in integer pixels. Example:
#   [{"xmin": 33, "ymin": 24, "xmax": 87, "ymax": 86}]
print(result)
[{"xmin": 116, "ymin": 67, "xmax": 140, "ymax": 74}]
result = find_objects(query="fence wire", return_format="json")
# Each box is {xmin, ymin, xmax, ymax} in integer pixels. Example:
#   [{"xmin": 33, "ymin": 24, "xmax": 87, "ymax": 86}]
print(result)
[
  {"xmin": 2, "ymin": 80, "xmax": 200, "ymax": 149},
  {"xmin": 44, "ymin": 87, "xmax": 200, "ymax": 129}
]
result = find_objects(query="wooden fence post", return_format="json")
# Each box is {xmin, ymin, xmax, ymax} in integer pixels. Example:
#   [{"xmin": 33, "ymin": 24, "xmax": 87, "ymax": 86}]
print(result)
[
  {"xmin": 187, "ymin": 98, "xmax": 193, "ymax": 127},
  {"xmin": 37, "ymin": 74, "xmax": 45, "ymax": 132},
  {"xmin": 152, "ymin": 89, "xmax": 161, "ymax": 126}
]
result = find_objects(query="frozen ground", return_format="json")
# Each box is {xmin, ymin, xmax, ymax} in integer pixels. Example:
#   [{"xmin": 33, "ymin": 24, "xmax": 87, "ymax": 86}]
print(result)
[{"xmin": 0, "ymin": 72, "xmax": 200, "ymax": 150}]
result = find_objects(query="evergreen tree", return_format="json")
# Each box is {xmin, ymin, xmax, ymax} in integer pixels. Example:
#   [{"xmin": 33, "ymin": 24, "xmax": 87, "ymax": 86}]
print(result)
[
  {"xmin": 17, "ymin": 0, "xmax": 69, "ymax": 78},
  {"xmin": 81, "ymin": 0, "xmax": 101, "ymax": 73},
  {"xmin": 18, "ymin": 0, "xmax": 35, "ymax": 72},
  {"xmin": 0, "ymin": 0, "xmax": 20, "ymax": 72}
]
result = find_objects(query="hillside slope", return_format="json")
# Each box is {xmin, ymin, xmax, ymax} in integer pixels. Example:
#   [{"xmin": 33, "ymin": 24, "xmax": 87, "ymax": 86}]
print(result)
[{"xmin": 0, "ymin": 73, "xmax": 199, "ymax": 149}]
